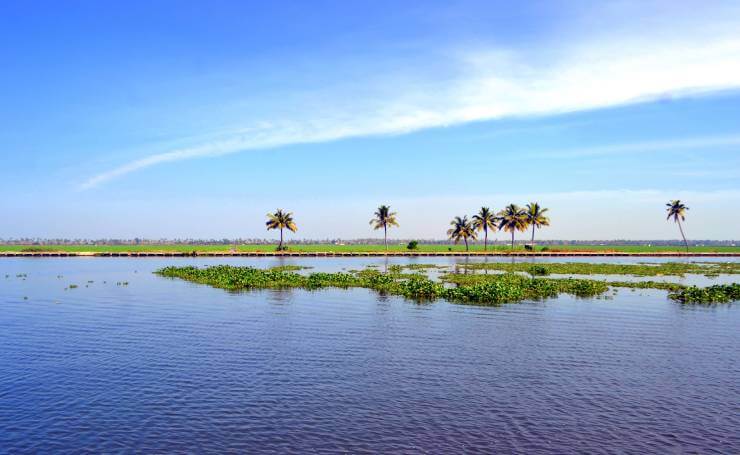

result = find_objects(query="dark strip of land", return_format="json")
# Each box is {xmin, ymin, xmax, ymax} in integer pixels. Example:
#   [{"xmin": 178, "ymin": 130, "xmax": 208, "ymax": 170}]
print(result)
[{"xmin": 1, "ymin": 251, "xmax": 739, "ymax": 257}]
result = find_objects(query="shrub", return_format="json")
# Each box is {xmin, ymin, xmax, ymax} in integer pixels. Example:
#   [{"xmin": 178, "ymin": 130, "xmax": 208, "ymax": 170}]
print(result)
[
  {"xmin": 407, "ymin": 240, "xmax": 419, "ymax": 250},
  {"xmin": 20, "ymin": 247, "xmax": 59, "ymax": 253}
]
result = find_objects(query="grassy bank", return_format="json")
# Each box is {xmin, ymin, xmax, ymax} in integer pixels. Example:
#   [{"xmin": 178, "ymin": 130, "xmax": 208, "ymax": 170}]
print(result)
[{"xmin": 2, "ymin": 243, "xmax": 739, "ymax": 254}]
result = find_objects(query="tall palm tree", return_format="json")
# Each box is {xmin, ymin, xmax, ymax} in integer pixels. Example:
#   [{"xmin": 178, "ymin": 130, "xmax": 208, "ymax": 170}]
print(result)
[
  {"xmin": 498, "ymin": 204, "xmax": 528, "ymax": 250},
  {"xmin": 369, "ymin": 205, "xmax": 399, "ymax": 251},
  {"xmin": 447, "ymin": 215, "xmax": 477, "ymax": 252},
  {"xmin": 666, "ymin": 200, "xmax": 689, "ymax": 252},
  {"xmin": 525, "ymin": 202, "xmax": 550, "ymax": 247},
  {"xmin": 472, "ymin": 207, "xmax": 497, "ymax": 251},
  {"xmin": 266, "ymin": 209, "xmax": 297, "ymax": 251}
]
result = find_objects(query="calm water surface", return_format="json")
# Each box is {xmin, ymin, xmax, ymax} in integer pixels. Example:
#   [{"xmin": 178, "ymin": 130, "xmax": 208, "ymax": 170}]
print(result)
[{"xmin": 1, "ymin": 258, "xmax": 739, "ymax": 453}]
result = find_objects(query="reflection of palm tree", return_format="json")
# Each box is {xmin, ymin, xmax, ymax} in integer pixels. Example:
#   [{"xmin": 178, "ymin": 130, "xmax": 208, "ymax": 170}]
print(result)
[
  {"xmin": 525, "ymin": 202, "xmax": 550, "ymax": 247},
  {"xmin": 472, "ymin": 207, "xmax": 497, "ymax": 251},
  {"xmin": 266, "ymin": 209, "xmax": 297, "ymax": 251},
  {"xmin": 447, "ymin": 216, "xmax": 477, "ymax": 252},
  {"xmin": 370, "ymin": 205, "xmax": 399, "ymax": 252},
  {"xmin": 666, "ymin": 200, "xmax": 689, "ymax": 252},
  {"xmin": 498, "ymin": 204, "xmax": 528, "ymax": 250}
]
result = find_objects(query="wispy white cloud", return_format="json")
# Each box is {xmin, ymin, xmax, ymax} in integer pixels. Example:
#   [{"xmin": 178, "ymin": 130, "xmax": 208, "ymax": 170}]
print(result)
[
  {"xmin": 528, "ymin": 134, "xmax": 740, "ymax": 159},
  {"xmin": 81, "ymin": 4, "xmax": 740, "ymax": 189}
]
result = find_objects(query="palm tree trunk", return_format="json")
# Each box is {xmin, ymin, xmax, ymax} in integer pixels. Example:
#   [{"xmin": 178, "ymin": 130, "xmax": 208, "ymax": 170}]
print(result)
[
  {"xmin": 511, "ymin": 231, "xmax": 515, "ymax": 250},
  {"xmin": 384, "ymin": 225, "xmax": 388, "ymax": 252},
  {"xmin": 677, "ymin": 220, "xmax": 688, "ymax": 253},
  {"xmin": 464, "ymin": 238, "xmax": 469, "ymax": 252},
  {"xmin": 484, "ymin": 228, "xmax": 488, "ymax": 251},
  {"xmin": 531, "ymin": 224, "xmax": 536, "ymax": 246},
  {"xmin": 279, "ymin": 228, "xmax": 283, "ymax": 250}
]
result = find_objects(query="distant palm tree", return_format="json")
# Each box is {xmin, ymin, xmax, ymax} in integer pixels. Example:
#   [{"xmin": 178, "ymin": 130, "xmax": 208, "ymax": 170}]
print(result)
[
  {"xmin": 666, "ymin": 200, "xmax": 689, "ymax": 252},
  {"xmin": 472, "ymin": 207, "xmax": 497, "ymax": 251},
  {"xmin": 498, "ymin": 204, "xmax": 528, "ymax": 250},
  {"xmin": 369, "ymin": 205, "xmax": 399, "ymax": 251},
  {"xmin": 525, "ymin": 202, "xmax": 550, "ymax": 247},
  {"xmin": 447, "ymin": 215, "xmax": 477, "ymax": 251},
  {"xmin": 266, "ymin": 209, "xmax": 297, "ymax": 251}
]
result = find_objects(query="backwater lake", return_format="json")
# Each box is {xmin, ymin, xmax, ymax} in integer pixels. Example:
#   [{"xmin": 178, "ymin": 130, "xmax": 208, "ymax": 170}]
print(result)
[{"xmin": 1, "ymin": 257, "xmax": 739, "ymax": 453}]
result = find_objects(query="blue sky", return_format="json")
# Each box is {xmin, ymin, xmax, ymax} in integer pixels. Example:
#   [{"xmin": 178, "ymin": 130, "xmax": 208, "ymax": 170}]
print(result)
[{"xmin": 1, "ymin": 1, "xmax": 739, "ymax": 240}]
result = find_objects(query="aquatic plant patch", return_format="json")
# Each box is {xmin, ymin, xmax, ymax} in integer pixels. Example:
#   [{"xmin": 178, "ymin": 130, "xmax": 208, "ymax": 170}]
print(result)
[
  {"xmin": 441, "ymin": 271, "xmax": 686, "ymax": 291},
  {"xmin": 268, "ymin": 265, "xmax": 313, "ymax": 272},
  {"xmin": 456, "ymin": 262, "xmax": 740, "ymax": 276},
  {"xmin": 668, "ymin": 284, "xmax": 740, "ymax": 304},
  {"xmin": 156, "ymin": 265, "xmax": 739, "ymax": 306},
  {"xmin": 156, "ymin": 265, "xmax": 606, "ymax": 305}
]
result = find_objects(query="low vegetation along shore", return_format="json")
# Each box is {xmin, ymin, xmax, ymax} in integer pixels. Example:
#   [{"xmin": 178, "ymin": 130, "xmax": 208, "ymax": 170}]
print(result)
[
  {"xmin": 156, "ymin": 263, "xmax": 740, "ymax": 305},
  {"xmin": 3, "ymin": 244, "xmax": 739, "ymax": 254}
]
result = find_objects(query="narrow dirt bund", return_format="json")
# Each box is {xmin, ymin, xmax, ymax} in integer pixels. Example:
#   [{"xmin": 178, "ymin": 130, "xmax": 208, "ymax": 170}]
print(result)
[{"xmin": 1, "ymin": 251, "xmax": 738, "ymax": 257}]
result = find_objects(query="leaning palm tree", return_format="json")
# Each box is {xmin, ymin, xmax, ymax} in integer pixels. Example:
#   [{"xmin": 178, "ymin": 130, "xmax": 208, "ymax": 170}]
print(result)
[
  {"xmin": 525, "ymin": 202, "xmax": 550, "ymax": 247},
  {"xmin": 498, "ymin": 204, "xmax": 529, "ymax": 250},
  {"xmin": 369, "ymin": 205, "xmax": 399, "ymax": 252},
  {"xmin": 266, "ymin": 209, "xmax": 297, "ymax": 251},
  {"xmin": 472, "ymin": 207, "xmax": 497, "ymax": 251},
  {"xmin": 666, "ymin": 200, "xmax": 689, "ymax": 252},
  {"xmin": 447, "ymin": 215, "xmax": 477, "ymax": 252}
]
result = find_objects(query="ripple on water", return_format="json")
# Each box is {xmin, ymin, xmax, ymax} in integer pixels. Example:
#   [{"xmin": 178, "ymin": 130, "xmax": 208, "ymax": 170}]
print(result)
[{"xmin": 0, "ymin": 258, "xmax": 738, "ymax": 453}]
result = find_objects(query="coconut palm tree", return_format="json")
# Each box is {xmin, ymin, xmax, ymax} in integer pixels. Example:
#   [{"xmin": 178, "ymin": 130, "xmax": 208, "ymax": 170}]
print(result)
[
  {"xmin": 472, "ymin": 207, "xmax": 497, "ymax": 251},
  {"xmin": 447, "ymin": 215, "xmax": 477, "ymax": 251},
  {"xmin": 369, "ymin": 205, "xmax": 399, "ymax": 251},
  {"xmin": 498, "ymin": 204, "xmax": 528, "ymax": 250},
  {"xmin": 266, "ymin": 209, "xmax": 297, "ymax": 251},
  {"xmin": 525, "ymin": 202, "xmax": 550, "ymax": 247},
  {"xmin": 666, "ymin": 200, "xmax": 689, "ymax": 252}
]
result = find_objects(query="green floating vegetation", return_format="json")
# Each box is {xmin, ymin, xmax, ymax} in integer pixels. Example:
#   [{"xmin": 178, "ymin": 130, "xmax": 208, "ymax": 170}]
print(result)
[
  {"xmin": 267, "ymin": 265, "xmax": 313, "ymax": 272},
  {"xmin": 605, "ymin": 280, "xmax": 685, "ymax": 292},
  {"xmin": 156, "ymin": 265, "xmax": 612, "ymax": 306},
  {"xmin": 442, "ymin": 270, "xmax": 686, "ymax": 291},
  {"xmin": 443, "ymin": 274, "xmax": 610, "ymax": 304},
  {"xmin": 156, "ymin": 265, "xmax": 739, "ymax": 306},
  {"xmin": 527, "ymin": 265, "xmax": 550, "ymax": 276},
  {"xmin": 457, "ymin": 261, "xmax": 740, "ymax": 276},
  {"xmin": 668, "ymin": 284, "xmax": 740, "ymax": 304},
  {"xmin": 401, "ymin": 263, "xmax": 448, "ymax": 270}
]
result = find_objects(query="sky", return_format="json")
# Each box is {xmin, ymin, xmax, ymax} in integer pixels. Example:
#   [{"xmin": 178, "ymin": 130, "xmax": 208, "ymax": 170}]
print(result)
[{"xmin": 1, "ymin": 0, "xmax": 739, "ymax": 241}]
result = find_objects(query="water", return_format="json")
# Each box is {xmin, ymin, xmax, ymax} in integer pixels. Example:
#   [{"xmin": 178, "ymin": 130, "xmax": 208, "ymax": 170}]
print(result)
[{"xmin": 1, "ymin": 258, "xmax": 739, "ymax": 453}]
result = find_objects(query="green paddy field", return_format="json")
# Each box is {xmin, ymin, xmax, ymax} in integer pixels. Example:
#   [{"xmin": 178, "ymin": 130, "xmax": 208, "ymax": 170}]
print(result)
[{"xmin": 2, "ymin": 244, "xmax": 738, "ymax": 254}]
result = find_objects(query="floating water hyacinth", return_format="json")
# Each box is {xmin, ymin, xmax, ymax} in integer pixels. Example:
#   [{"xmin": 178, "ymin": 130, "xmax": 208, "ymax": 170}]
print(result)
[{"xmin": 155, "ymin": 265, "xmax": 739, "ymax": 305}]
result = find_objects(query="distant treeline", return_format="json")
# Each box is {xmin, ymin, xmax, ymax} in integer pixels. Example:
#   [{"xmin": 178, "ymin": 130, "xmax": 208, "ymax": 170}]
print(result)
[{"xmin": 0, "ymin": 238, "xmax": 737, "ymax": 246}]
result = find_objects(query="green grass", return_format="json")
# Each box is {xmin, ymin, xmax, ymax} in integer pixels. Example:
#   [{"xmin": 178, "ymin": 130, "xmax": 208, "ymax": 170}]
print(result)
[{"xmin": 1, "ymin": 243, "xmax": 738, "ymax": 253}]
